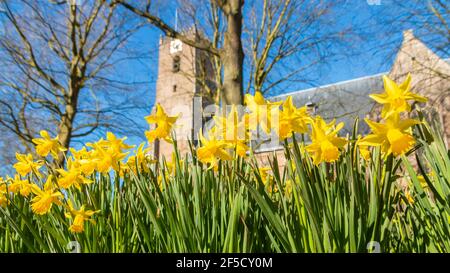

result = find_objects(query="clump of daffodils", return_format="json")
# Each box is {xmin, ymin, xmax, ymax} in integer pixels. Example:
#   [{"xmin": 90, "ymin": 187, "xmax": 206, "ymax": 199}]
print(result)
[
  {"xmin": 359, "ymin": 74, "xmax": 426, "ymax": 157},
  {"xmin": 0, "ymin": 74, "xmax": 427, "ymax": 234}
]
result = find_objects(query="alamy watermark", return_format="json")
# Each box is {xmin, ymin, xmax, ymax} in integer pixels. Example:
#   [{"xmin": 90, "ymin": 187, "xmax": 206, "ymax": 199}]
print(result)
[
  {"xmin": 67, "ymin": 241, "xmax": 81, "ymax": 253},
  {"xmin": 367, "ymin": 241, "xmax": 381, "ymax": 253}
]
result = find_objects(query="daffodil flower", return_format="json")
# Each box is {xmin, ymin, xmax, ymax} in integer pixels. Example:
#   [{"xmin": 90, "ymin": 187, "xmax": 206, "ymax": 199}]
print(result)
[
  {"xmin": 90, "ymin": 142, "xmax": 128, "ymax": 173},
  {"xmin": 13, "ymin": 153, "xmax": 43, "ymax": 177},
  {"xmin": 278, "ymin": 96, "xmax": 310, "ymax": 140},
  {"xmin": 30, "ymin": 176, "xmax": 63, "ymax": 215},
  {"xmin": 65, "ymin": 200, "xmax": 99, "ymax": 233},
  {"xmin": 32, "ymin": 130, "xmax": 67, "ymax": 158},
  {"xmin": 7, "ymin": 175, "xmax": 33, "ymax": 197},
  {"xmin": 0, "ymin": 179, "xmax": 9, "ymax": 208},
  {"xmin": 56, "ymin": 159, "xmax": 92, "ymax": 190},
  {"xmin": 355, "ymin": 135, "xmax": 371, "ymax": 161},
  {"xmin": 69, "ymin": 147, "xmax": 97, "ymax": 176},
  {"xmin": 123, "ymin": 143, "xmax": 156, "ymax": 176},
  {"xmin": 359, "ymin": 113, "xmax": 420, "ymax": 157},
  {"xmin": 97, "ymin": 132, "xmax": 135, "ymax": 154},
  {"xmin": 213, "ymin": 106, "xmax": 250, "ymax": 157},
  {"xmin": 305, "ymin": 117, "xmax": 347, "ymax": 165},
  {"xmin": 256, "ymin": 167, "xmax": 278, "ymax": 193},
  {"xmin": 197, "ymin": 130, "xmax": 232, "ymax": 170},
  {"xmin": 369, "ymin": 74, "xmax": 427, "ymax": 118},
  {"xmin": 245, "ymin": 91, "xmax": 282, "ymax": 134},
  {"xmin": 145, "ymin": 103, "xmax": 178, "ymax": 143}
]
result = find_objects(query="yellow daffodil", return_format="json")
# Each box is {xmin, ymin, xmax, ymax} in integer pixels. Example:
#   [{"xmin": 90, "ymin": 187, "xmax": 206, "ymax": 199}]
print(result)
[
  {"xmin": 278, "ymin": 96, "xmax": 310, "ymax": 140},
  {"xmin": 90, "ymin": 142, "xmax": 128, "ymax": 173},
  {"xmin": 305, "ymin": 117, "xmax": 347, "ymax": 165},
  {"xmin": 356, "ymin": 135, "xmax": 371, "ymax": 161},
  {"xmin": 405, "ymin": 190, "xmax": 414, "ymax": 205},
  {"xmin": 197, "ymin": 130, "xmax": 232, "ymax": 170},
  {"xmin": 370, "ymin": 74, "xmax": 427, "ymax": 118},
  {"xmin": 156, "ymin": 154, "xmax": 180, "ymax": 190},
  {"xmin": 123, "ymin": 143, "xmax": 156, "ymax": 176},
  {"xmin": 70, "ymin": 147, "xmax": 97, "ymax": 176},
  {"xmin": 56, "ymin": 159, "xmax": 92, "ymax": 190},
  {"xmin": 285, "ymin": 179, "xmax": 293, "ymax": 197},
  {"xmin": 0, "ymin": 179, "xmax": 9, "ymax": 207},
  {"xmin": 245, "ymin": 91, "xmax": 282, "ymax": 134},
  {"xmin": 32, "ymin": 130, "xmax": 67, "ymax": 158},
  {"xmin": 31, "ymin": 176, "xmax": 63, "ymax": 215},
  {"xmin": 65, "ymin": 200, "xmax": 99, "ymax": 233},
  {"xmin": 7, "ymin": 175, "xmax": 33, "ymax": 197},
  {"xmin": 416, "ymin": 175, "xmax": 427, "ymax": 189},
  {"xmin": 13, "ymin": 153, "xmax": 43, "ymax": 177},
  {"xmin": 256, "ymin": 167, "xmax": 278, "ymax": 193},
  {"xmin": 97, "ymin": 132, "xmax": 134, "ymax": 154},
  {"xmin": 359, "ymin": 113, "xmax": 420, "ymax": 157},
  {"xmin": 213, "ymin": 106, "xmax": 250, "ymax": 157},
  {"xmin": 145, "ymin": 104, "xmax": 178, "ymax": 143}
]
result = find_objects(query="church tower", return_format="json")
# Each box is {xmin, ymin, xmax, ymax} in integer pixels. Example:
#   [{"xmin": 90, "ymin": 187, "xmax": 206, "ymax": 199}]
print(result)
[{"xmin": 153, "ymin": 33, "xmax": 216, "ymax": 159}]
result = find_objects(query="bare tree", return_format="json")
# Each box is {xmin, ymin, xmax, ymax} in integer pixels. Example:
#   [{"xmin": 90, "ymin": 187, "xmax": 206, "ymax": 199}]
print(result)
[
  {"xmin": 245, "ymin": 0, "xmax": 351, "ymax": 95},
  {"xmin": 0, "ymin": 0, "xmax": 149, "ymax": 166}
]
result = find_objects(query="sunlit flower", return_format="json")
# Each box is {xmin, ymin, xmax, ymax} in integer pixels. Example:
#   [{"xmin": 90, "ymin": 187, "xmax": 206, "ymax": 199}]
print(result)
[
  {"xmin": 305, "ymin": 117, "xmax": 347, "ymax": 165},
  {"xmin": 97, "ymin": 132, "xmax": 134, "ymax": 154},
  {"xmin": 370, "ymin": 74, "xmax": 427, "ymax": 118},
  {"xmin": 13, "ymin": 153, "xmax": 43, "ymax": 177},
  {"xmin": 7, "ymin": 175, "xmax": 33, "ymax": 197},
  {"xmin": 70, "ymin": 147, "xmax": 97, "ymax": 176},
  {"xmin": 90, "ymin": 142, "xmax": 128, "ymax": 173},
  {"xmin": 213, "ymin": 106, "xmax": 250, "ymax": 157},
  {"xmin": 56, "ymin": 159, "xmax": 92, "ymax": 190},
  {"xmin": 31, "ymin": 176, "xmax": 63, "ymax": 215},
  {"xmin": 356, "ymin": 135, "xmax": 371, "ymax": 161},
  {"xmin": 256, "ymin": 167, "xmax": 278, "ymax": 193},
  {"xmin": 245, "ymin": 91, "xmax": 282, "ymax": 134},
  {"xmin": 0, "ymin": 179, "xmax": 9, "ymax": 207},
  {"xmin": 278, "ymin": 96, "xmax": 310, "ymax": 140},
  {"xmin": 285, "ymin": 179, "xmax": 293, "ymax": 197},
  {"xmin": 123, "ymin": 143, "xmax": 156, "ymax": 175},
  {"xmin": 65, "ymin": 200, "xmax": 99, "ymax": 233},
  {"xmin": 157, "ymin": 153, "xmax": 181, "ymax": 190},
  {"xmin": 32, "ymin": 130, "xmax": 67, "ymax": 158},
  {"xmin": 197, "ymin": 129, "xmax": 232, "ymax": 170},
  {"xmin": 145, "ymin": 104, "xmax": 178, "ymax": 143},
  {"xmin": 405, "ymin": 190, "xmax": 414, "ymax": 205},
  {"xmin": 359, "ymin": 113, "xmax": 420, "ymax": 157}
]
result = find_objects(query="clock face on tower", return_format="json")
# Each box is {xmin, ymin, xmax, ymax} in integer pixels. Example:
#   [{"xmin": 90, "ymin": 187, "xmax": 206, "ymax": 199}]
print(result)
[{"xmin": 170, "ymin": 39, "xmax": 182, "ymax": 54}]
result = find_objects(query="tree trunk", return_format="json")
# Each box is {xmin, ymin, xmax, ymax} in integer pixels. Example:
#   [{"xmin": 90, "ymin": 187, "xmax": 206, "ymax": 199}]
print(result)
[
  {"xmin": 222, "ymin": 0, "xmax": 244, "ymax": 105},
  {"xmin": 57, "ymin": 102, "xmax": 76, "ymax": 166}
]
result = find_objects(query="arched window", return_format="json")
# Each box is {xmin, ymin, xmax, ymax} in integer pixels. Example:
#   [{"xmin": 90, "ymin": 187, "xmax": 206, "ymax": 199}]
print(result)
[{"xmin": 172, "ymin": 55, "xmax": 180, "ymax": 73}]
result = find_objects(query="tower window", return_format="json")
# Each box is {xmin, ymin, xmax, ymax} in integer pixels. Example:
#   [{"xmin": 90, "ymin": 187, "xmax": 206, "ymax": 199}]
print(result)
[
  {"xmin": 173, "ymin": 85, "xmax": 177, "ymax": 93},
  {"xmin": 172, "ymin": 55, "xmax": 181, "ymax": 73}
]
